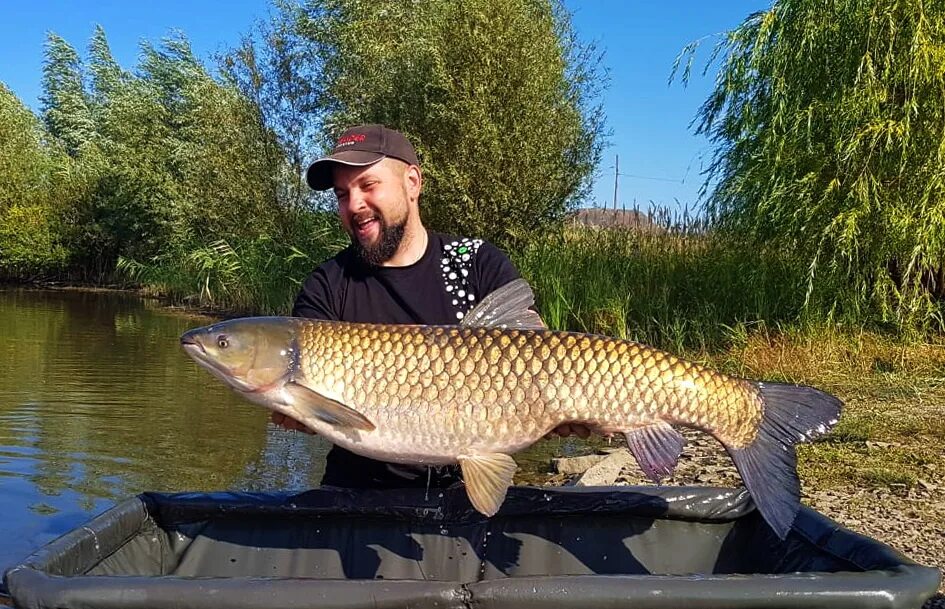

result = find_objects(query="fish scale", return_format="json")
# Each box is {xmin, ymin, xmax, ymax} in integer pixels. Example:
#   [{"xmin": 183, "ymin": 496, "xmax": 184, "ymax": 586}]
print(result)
[
  {"xmin": 298, "ymin": 322, "xmax": 762, "ymax": 457},
  {"xmin": 181, "ymin": 278, "xmax": 841, "ymax": 539}
]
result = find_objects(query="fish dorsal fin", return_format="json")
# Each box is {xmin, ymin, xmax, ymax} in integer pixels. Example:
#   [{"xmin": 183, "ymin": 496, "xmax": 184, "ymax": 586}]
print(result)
[
  {"xmin": 460, "ymin": 278, "xmax": 544, "ymax": 330},
  {"xmin": 624, "ymin": 422, "xmax": 686, "ymax": 483},
  {"xmin": 284, "ymin": 382, "xmax": 375, "ymax": 431},
  {"xmin": 458, "ymin": 453, "xmax": 518, "ymax": 516}
]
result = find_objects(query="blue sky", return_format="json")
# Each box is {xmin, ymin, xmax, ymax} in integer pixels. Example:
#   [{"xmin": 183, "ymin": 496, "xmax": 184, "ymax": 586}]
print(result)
[{"xmin": 1, "ymin": 1, "xmax": 766, "ymax": 211}]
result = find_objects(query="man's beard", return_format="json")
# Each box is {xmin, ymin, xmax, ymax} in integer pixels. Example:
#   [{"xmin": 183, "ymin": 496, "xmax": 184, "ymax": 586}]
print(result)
[{"xmin": 352, "ymin": 215, "xmax": 407, "ymax": 266}]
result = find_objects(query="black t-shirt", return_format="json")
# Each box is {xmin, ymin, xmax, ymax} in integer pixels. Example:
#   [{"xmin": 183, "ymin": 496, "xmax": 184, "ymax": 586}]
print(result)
[{"xmin": 292, "ymin": 230, "xmax": 521, "ymax": 489}]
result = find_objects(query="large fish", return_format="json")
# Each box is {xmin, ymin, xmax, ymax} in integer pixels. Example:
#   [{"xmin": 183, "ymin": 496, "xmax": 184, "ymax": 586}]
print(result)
[{"xmin": 180, "ymin": 279, "xmax": 840, "ymax": 538}]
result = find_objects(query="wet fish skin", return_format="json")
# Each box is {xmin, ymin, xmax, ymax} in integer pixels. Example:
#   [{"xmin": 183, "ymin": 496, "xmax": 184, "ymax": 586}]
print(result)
[
  {"xmin": 296, "ymin": 322, "xmax": 762, "ymax": 459},
  {"xmin": 181, "ymin": 279, "xmax": 841, "ymax": 539}
]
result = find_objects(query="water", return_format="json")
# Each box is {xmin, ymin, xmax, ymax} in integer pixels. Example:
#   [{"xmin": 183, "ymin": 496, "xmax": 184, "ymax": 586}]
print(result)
[
  {"xmin": 0, "ymin": 287, "xmax": 330, "ymax": 575},
  {"xmin": 0, "ymin": 287, "xmax": 580, "ymax": 576}
]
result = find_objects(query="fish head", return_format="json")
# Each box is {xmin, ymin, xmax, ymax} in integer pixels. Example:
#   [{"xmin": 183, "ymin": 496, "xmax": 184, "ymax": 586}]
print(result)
[{"xmin": 180, "ymin": 317, "xmax": 298, "ymax": 394}]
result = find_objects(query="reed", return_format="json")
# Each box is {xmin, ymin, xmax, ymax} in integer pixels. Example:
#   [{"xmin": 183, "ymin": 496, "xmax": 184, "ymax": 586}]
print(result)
[{"xmin": 517, "ymin": 206, "xmax": 945, "ymax": 356}]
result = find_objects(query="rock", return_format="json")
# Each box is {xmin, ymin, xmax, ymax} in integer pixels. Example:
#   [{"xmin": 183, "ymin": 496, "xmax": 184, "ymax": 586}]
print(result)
[
  {"xmin": 571, "ymin": 449, "xmax": 635, "ymax": 487},
  {"xmin": 598, "ymin": 447, "xmax": 625, "ymax": 455},
  {"xmin": 551, "ymin": 454, "xmax": 608, "ymax": 474}
]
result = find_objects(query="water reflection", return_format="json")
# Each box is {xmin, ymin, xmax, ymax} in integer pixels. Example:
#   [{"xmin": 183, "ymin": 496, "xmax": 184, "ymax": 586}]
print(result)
[{"xmin": 0, "ymin": 287, "xmax": 329, "ymax": 573}]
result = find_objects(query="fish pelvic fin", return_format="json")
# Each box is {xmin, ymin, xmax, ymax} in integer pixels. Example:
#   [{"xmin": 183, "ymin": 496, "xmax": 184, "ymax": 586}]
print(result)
[
  {"xmin": 460, "ymin": 278, "xmax": 545, "ymax": 330},
  {"xmin": 624, "ymin": 422, "xmax": 686, "ymax": 483},
  {"xmin": 458, "ymin": 453, "xmax": 518, "ymax": 516},
  {"xmin": 284, "ymin": 382, "xmax": 375, "ymax": 431},
  {"xmin": 728, "ymin": 381, "xmax": 842, "ymax": 540}
]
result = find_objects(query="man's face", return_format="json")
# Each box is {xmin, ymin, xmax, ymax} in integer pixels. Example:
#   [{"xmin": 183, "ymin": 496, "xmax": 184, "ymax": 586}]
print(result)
[{"xmin": 332, "ymin": 158, "xmax": 414, "ymax": 265}]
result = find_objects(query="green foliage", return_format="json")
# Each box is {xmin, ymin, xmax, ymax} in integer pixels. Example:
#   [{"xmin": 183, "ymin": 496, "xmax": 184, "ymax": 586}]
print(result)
[
  {"xmin": 40, "ymin": 34, "xmax": 95, "ymax": 156},
  {"xmin": 237, "ymin": 0, "xmax": 606, "ymax": 248},
  {"xmin": 676, "ymin": 0, "xmax": 945, "ymax": 331},
  {"xmin": 118, "ymin": 209, "xmax": 346, "ymax": 314},
  {"xmin": 40, "ymin": 28, "xmax": 300, "ymax": 279},
  {"xmin": 0, "ymin": 84, "xmax": 70, "ymax": 275},
  {"xmin": 221, "ymin": 0, "xmax": 327, "ymax": 208}
]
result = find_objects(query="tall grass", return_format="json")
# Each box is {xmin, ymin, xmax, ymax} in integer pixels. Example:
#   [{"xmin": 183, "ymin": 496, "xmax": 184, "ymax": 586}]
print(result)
[
  {"xmin": 514, "ymin": 207, "xmax": 899, "ymax": 355},
  {"xmin": 117, "ymin": 200, "xmax": 939, "ymax": 351}
]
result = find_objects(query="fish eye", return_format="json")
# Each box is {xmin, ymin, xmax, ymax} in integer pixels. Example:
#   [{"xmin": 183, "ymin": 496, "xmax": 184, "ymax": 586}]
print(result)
[{"xmin": 217, "ymin": 335, "xmax": 229, "ymax": 349}]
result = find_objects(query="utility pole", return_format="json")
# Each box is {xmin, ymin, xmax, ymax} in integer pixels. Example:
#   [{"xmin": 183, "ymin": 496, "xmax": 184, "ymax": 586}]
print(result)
[{"xmin": 613, "ymin": 154, "xmax": 619, "ymax": 211}]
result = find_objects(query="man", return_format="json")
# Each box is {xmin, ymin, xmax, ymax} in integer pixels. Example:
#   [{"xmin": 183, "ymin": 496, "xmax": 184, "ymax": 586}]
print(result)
[{"xmin": 274, "ymin": 124, "xmax": 587, "ymax": 489}]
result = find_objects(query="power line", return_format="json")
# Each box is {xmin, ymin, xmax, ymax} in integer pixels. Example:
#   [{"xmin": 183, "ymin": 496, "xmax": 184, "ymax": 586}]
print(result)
[
  {"xmin": 605, "ymin": 147, "xmax": 708, "ymax": 186},
  {"xmin": 617, "ymin": 172, "xmax": 685, "ymax": 184}
]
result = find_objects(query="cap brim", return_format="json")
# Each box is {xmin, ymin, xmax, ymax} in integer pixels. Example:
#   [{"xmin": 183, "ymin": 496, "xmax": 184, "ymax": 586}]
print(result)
[{"xmin": 304, "ymin": 150, "xmax": 385, "ymax": 190}]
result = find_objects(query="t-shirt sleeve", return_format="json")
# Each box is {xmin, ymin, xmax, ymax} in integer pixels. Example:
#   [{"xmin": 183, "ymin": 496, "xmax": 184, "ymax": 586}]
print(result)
[
  {"xmin": 473, "ymin": 241, "xmax": 545, "ymax": 324},
  {"xmin": 292, "ymin": 265, "xmax": 339, "ymax": 320},
  {"xmin": 473, "ymin": 241, "xmax": 522, "ymax": 297}
]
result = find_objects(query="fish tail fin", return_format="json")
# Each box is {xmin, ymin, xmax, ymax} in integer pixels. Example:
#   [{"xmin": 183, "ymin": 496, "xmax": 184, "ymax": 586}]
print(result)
[{"xmin": 726, "ymin": 382, "xmax": 842, "ymax": 539}]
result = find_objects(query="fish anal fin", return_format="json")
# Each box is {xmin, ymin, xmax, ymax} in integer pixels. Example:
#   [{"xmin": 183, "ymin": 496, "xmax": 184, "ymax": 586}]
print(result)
[
  {"xmin": 458, "ymin": 453, "xmax": 518, "ymax": 516},
  {"xmin": 284, "ymin": 382, "xmax": 375, "ymax": 431},
  {"xmin": 624, "ymin": 422, "xmax": 686, "ymax": 483}
]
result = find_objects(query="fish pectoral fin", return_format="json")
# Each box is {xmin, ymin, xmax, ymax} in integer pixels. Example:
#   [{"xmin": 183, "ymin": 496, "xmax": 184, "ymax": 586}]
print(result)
[
  {"xmin": 284, "ymin": 382, "xmax": 375, "ymax": 431},
  {"xmin": 458, "ymin": 453, "xmax": 518, "ymax": 516},
  {"xmin": 624, "ymin": 422, "xmax": 686, "ymax": 483},
  {"xmin": 460, "ymin": 278, "xmax": 545, "ymax": 330}
]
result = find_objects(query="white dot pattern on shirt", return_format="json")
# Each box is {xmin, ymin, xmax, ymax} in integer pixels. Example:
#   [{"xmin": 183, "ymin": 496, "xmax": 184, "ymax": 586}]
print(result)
[{"xmin": 441, "ymin": 238, "xmax": 484, "ymax": 319}]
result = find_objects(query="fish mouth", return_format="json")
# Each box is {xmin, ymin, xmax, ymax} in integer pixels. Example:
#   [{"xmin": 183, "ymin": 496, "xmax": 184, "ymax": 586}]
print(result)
[{"xmin": 180, "ymin": 336, "xmax": 205, "ymax": 354}]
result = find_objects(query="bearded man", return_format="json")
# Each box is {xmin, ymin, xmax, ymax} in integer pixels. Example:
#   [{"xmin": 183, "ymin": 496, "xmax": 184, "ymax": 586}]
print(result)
[{"xmin": 276, "ymin": 124, "xmax": 587, "ymax": 489}]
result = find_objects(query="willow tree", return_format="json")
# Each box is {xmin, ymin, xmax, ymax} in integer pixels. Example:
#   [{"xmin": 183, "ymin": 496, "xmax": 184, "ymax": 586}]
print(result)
[
  {"xmin": 680, "ymin": 0, "xmax": 945, "ymax": 328},
  {"xmin": 236, "ymin": 0, "xmax": 606, "ymax": 249}
]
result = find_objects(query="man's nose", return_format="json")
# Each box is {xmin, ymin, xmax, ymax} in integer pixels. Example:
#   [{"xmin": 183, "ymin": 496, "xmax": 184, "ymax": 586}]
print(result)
[{"xmin": 343, "ymin": 190, "xmax": 368, "ymax": 213}]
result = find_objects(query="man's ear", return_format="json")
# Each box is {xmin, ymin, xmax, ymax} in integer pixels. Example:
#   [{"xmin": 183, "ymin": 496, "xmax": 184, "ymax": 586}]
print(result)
[{"xmin": 405, "ymin": 164, "xmax": 422, "ymax": 199}]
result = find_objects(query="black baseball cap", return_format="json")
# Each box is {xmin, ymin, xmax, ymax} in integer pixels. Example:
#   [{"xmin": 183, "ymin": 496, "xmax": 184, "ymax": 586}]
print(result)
[{"xmin": 305, "ymin": 124, "xmax": 420, "ymax": 190}]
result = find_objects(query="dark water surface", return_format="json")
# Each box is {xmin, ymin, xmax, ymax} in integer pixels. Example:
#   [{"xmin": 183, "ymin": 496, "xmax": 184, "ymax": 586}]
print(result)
[{"xmin": 0, "ymin": 287, "xmax": 568, "ymax": 575}]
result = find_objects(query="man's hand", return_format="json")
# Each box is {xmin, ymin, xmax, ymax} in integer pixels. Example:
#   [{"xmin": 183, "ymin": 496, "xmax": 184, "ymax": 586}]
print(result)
[
  {"xmin": 271, "ymin": 412, "xmax": 316, "ymax": 434},
  {"xmin": 546, "ymin": 423, "xmax": 591, "ymax": 439}
]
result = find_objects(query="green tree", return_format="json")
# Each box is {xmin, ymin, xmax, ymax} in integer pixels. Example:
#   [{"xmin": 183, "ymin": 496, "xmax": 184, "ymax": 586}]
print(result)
[
  {"xmin": 40, "ymin": 33, "xmax": 94, "ymax": 156},
  {"xmin": 222, "ymin": 1, "xmax": 327, "ymax": 208},
  {"xmin": 235, "ymin": 0, "xmax": 606, "ymax": 248},
  {"xmin": 37, "ymin": 28, "xmax": 294, "ymax": 279},
  {"xmin": 88, "ymin": 25, "xmax": 128, "ymax": 107},
  {"xmin": 679, "ymin": 0, "xmax": 945, "ymax": 328},
  {"xmin": 0, "ymin": 84, "xmax": 70, "ymax": 275}
]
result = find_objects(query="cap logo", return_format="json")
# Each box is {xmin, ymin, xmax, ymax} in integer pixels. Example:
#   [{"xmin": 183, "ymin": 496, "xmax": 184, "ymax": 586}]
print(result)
[{"xmin": 337, "ymin": 134, "xmax": 366, "ymax": 147}]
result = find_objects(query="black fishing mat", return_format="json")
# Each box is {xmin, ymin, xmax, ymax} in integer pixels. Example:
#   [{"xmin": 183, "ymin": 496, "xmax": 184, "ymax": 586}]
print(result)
[{"xmin": 3, "ymin": 485, "xmax": 940, "ymax": 608}]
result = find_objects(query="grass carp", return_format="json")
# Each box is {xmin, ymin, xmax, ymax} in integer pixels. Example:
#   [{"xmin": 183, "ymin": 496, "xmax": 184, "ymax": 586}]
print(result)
[{"xmin": 180, "ymin": 279, "xmax": 841, "ymax": 538}]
